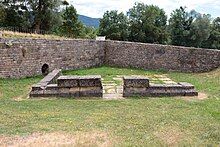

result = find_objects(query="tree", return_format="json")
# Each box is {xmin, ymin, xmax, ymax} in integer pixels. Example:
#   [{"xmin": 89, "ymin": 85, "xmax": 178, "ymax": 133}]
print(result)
[
  {"xmin": 168, "ymin": 7, "xmax": 194, "ymax": 46},
  {"xmin": 1, "ymin": 0, "xmax": 31, "ymax": 27},
  {"xmin": 188, "ymin": 14, "xmax": 211, "ymax": 47},
  {"xmin": 202, "ymin": 17, "xmax": 220, "ymax": 49},
  {"xmin": 1, "ymin": 0, "xmax": 63, "ymax": 32},
  {"xmin": 81, "ymin": 26, "xmax": 98, "ymax": 39},
  {"xmin": 99, "ymin": 10, "xmax": 129, "ymax": 41},
  {"xmin": 28, "ymin": 0, "xmax": 63, "ymax": 32},
  {"xmin": 0, "ymin": 4, "xmax": 6, "ymax": 26},
  {"xmin": 128, "ymin": 3, "xmax": 168, "ymax": 44},
  {"xmin": 59, "ymin": 5, "xmax": 83, "ymax": 38}
]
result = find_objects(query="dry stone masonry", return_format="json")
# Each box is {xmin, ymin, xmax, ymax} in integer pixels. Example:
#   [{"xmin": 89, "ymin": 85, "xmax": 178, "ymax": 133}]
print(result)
[
  {"xmin": 0, "ymin": 38, "xmax": 220, "ymax": 78},
  {"xmin": 123, "ymin": 76, "xmax": 198, "ymax": 97},
  {"xmin": 30, "ymin": 70, "xmax": 198, "ymax": 98},
  {"xmin": 30, "ymin": 69, "xmax": 103, "ymax": 98}
]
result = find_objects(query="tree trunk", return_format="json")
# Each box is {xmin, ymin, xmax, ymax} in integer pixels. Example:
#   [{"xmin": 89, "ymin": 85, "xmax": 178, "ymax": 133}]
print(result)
[{"xmin": 34, "ymin": 0, "xmax": 42, "ymax": 33}]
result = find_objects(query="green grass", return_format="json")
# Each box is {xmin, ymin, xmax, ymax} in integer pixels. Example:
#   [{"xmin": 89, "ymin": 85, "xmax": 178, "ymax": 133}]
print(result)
[
  {"xmin": 0, "ymin": 66, "xmax": 219, "ymax": 146},
  {"xmin": 64, "ymin": 66, "xmax": 165, "ymax": 84}
]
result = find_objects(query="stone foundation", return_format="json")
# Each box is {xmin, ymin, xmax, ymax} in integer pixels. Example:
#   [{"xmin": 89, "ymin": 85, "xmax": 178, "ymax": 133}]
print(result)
[
  {"xmin": 30, "ymin": 70, "xmax": 103, "ymax": 98},
  {"xmin": 123, "ymin": 76, "xmax": 198, "ymax": 97}
]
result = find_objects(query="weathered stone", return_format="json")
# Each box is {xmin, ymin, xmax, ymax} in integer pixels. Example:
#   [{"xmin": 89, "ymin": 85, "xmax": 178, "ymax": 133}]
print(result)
[
  {"xmin": 123, "ymin": 76, "xmax": 149, "ymax": 88},
  {"xmin": 30, "ymin": 69, "xmax": 61, "ymax": 98},
  {"xmin": 57, "ymin": 76, "xmax": 79, "ymax": 87},
  {"xmin": 123, "ymin": 78, "xmax": 198, "ymax": 97},
  {"xmin": 69, "ymin": 87, "xmax": 80, "ymax": 97},
  {"xmin": 179, "ymin": 82, "xmax": 195, "ymax": 89},
  {"xmin": 79, "ymin": 87, "xmax": 102, "ymax": 97},
  {"xmin": 78, "ymin": 75, "xmax": 102, "ymax": 87},
  {"xmin": 0, "ymin": 39, "xmax": 220, "ymax": 79}
]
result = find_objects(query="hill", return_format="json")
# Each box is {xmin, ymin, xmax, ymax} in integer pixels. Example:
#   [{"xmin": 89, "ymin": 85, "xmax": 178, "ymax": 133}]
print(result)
[{"xmin": 78, "ymin": 15, "xmax": 100, "ymax": 28}]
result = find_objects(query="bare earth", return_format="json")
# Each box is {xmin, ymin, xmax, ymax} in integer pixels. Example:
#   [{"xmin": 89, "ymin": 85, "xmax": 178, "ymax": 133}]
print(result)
[
  {"xmin": 155, "ymin": 126, "xmax": 184, "ymax": 146},
  {"xmin": 183, "ymin": 92, "xmax": 208, "ymax": 101},
  {"xmin": 0, "ymin": 131, "xmax": 113, "ymax": 147}
]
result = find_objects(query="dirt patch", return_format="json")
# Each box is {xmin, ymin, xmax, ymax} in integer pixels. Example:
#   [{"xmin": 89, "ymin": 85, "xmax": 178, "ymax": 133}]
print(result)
[
  {"xmin": 155, "ymin": 127, "xmax": 183, "ymax": 146},
  {"xmin": 0, "ymin": 131, "xmax": 113, "ymax": 147},
  {"xmin": 183, "ymin": 92, "xmax": 208, "ymax": 101}
]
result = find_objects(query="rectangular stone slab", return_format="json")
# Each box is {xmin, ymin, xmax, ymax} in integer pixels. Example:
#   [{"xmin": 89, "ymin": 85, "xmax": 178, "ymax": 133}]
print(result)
[
  {"xmin": 123, "ymin": 76, "xmax": 149, "ymax": 88},
  {"xmin": 79, "ymin": 87, "xmax": 102, "ymax": 97},
  {"xmin": 57, "ymin": 76, "xmax": 79, "ymax": 87},
  {"xmin": 38, "ymin": 69, "xmax": 62, "ymax": 87},
  {"xmin": 78, "ymin": 75, "xmax": 102, "ymax": 87},
  {"xmin": 58, "ymin": 87, "xmax": 80, "ymax": 97},
  {"xmin": 178, "ymin": 82, "xmax": 195, "ymax": 89}
]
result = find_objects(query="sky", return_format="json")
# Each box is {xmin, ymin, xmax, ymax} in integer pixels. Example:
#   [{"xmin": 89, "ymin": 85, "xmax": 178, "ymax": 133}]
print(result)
[{"xmin": 69, "ymin": 0, "xmax": 220, "ymax": 19}]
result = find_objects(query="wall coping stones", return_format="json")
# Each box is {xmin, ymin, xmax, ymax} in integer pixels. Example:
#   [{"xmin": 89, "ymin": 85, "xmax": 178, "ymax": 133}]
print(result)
[{"xmin": 0, "ymin": 38, "xmax": 220, "ymax": 51}]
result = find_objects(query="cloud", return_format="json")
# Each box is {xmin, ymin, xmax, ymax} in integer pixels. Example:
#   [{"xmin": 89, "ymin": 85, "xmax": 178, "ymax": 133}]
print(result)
[{"xmin": 68, "ymin": 0, "xmax": 220, "ymax": 18}]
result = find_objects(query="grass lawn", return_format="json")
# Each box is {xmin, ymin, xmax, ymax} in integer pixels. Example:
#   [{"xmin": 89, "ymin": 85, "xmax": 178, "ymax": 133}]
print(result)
[{"xmin": 0, "ymin": 66, "xmax": 219, "ymax": 146}]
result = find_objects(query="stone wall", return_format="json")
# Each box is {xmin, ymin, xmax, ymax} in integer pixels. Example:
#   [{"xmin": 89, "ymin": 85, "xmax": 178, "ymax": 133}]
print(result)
[
  {"xmin": 105, "ymin": 41, "xmax": 220, "ymax": 72},
  {"xmin": 0, "ymin": 38, "xmax": 220, "ymax": 78},
  {"xmin": 0, "ymin": 39, "xmax": 105, "ymax": 78}
]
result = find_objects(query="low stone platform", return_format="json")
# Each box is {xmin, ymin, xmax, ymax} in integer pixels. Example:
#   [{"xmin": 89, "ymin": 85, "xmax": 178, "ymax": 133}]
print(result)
[
  {"xmin": 123, "ymin": 76, "xmax": 198, "ymax": 97},
  {"xmin": 30, "ymin": 70, "xmax": 103, "ymax": 98},
  {"xmin": 30, "ymin": 70, "xmax": 198, "ymax": 99}
]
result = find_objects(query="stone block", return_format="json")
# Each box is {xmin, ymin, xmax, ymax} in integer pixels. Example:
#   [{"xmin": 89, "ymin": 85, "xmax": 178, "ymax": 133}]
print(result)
[
  {"xmin": 57, "ymin": 87, "xmax": 70, "ymax": 97},
  {"xmin": 38, "ymin": 69, "xmax": 62, "ymax": 87},
  {"xmin": 179, "ymin": 82, "xmax": 195, "ymax": 89},
  {"xmin": 123, "ymin": 87, "xmax": 148, "ymax": 97},
  {"xmin": 57, "ymin": 76, "xmax": 79, "ymax": 87},
  {"xmin": 43, "ymin": 84, "xmax": 59, "ymax": 97},
  {"xmin": 78, "ymin": 75, "xmax": 102, "ymax": 87},
  {"xmin": 184, "ymin": 90, "xmax": 198, "ymax": 96},
  {"xmin": 69, "ymin": 87, "xmax": 80, "ymax": 97},
  {"xmin": 79, "ymin": 87, "xmax": 102, "ymax": 97},
  {"xmin": 31, "ymin": 84, "xmax": 44, "ymax": 91},
  {"xmin": 123, "ymin": 76, "xmax": 149, "ymax": 88},
  {"xmin": 29, "ymin": 90, "xmax": 44, "ymax": 97}
]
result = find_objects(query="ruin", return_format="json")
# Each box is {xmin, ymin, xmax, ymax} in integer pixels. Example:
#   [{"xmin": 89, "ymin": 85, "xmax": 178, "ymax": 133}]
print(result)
[
  {"xmin": 123, "ymin": 76, "xmax": 198, "ymax": 97},
  {"xmin": 30, "ymin": 70, "xmax": 198, "ymax": 98},
  {"xmin": 30, "ymin": 69, "xmax": 103, "ymax": 98}
]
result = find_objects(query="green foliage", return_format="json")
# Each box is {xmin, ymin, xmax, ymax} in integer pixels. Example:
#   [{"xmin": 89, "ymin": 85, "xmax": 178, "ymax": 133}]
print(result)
[
  {"xmin": 0, "ymin": 4, "xmax": 6, "ymax": 26},
  {"xmin": 29, "ymin": 0, "xmax": 63, "ymax": 31},
  {"xmin": 202, "ymin": 17, "xmax": 220, "ymax": 49},
  {"xmin": 169, "ymin": 7, "xmax": 213, "ymax": 48},
  {"xmin": 99, "ymin": 10, "xmax": 129, "ymax": 41},
  {"xmin": 0, "ymin": 0, "xmax": 31, "ymax": 28},
  {"xmin": 188, "ymin": 14, "xmax": 211, "ymax": 47},
  {"xmin": 59, "ymin": 5, "xmax": 83, "ymax": 38},
  {"xmin": 81, "ymin": 26, "xmax": 98, "ymax": 39},
  {"xmin": 128, "ymin": 3, "xmax": 168, "ymax": 44},
  {"xmin": 169, "ymin": 7, "xmax": 192, "ymax": 46},
  {"xmin": 1, "ymin": 0, "xmax": 63, "ymax": 31},
  {"xmin": 0, "ymin": 1, "xmax": 220, "ymax": 48}
]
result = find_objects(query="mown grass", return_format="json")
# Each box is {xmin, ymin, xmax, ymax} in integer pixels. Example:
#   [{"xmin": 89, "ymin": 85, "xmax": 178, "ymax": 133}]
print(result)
[{"xmin": 0, "ymin": 66, "xmax": 219, "ymax": 146}]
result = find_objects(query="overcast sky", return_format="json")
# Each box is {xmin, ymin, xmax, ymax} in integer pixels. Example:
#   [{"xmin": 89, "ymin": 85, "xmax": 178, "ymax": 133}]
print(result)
[{"xmin": 68, "ymin": 0, "xmax": 220, "ymax": 19}]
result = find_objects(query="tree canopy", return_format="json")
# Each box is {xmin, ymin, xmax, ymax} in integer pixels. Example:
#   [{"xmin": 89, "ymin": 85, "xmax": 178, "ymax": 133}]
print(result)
[
  {"xmin": 99, "ymin": 4, "xmax": 219, "ymax": 49},
  {"xmin": 128, "ymin": 3, "xmax": 168, "ymax": 44},
  {"xmin": 99, "ymin": 10, "xmax": 129, "ymax": 41},
  {"xmin": 0, "ymin": 1, "xmax": 219, "ymax": 49}
]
